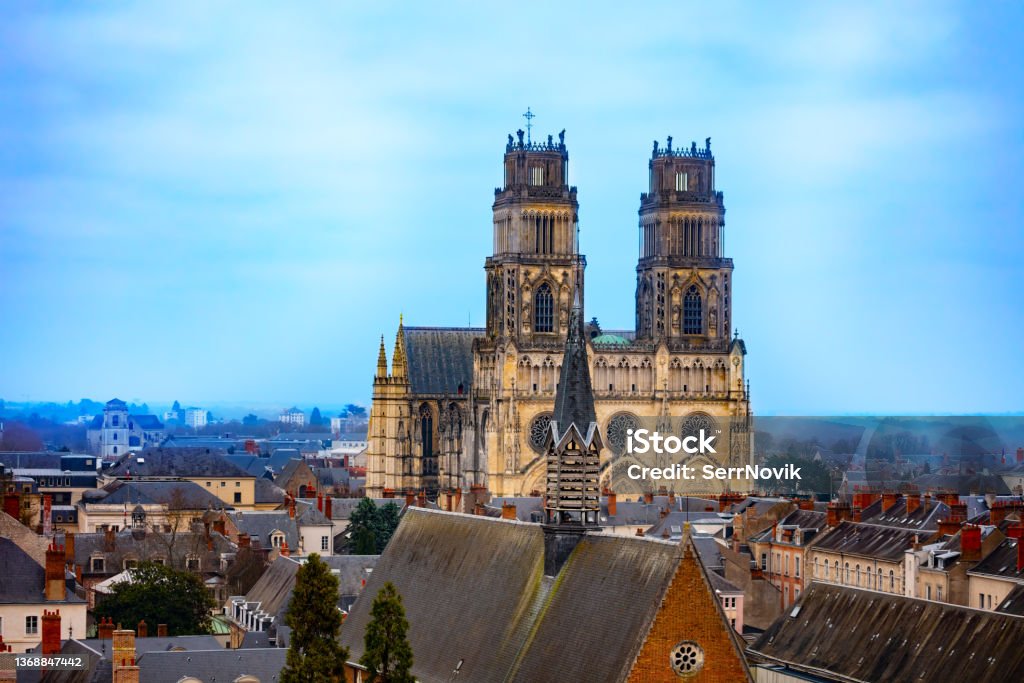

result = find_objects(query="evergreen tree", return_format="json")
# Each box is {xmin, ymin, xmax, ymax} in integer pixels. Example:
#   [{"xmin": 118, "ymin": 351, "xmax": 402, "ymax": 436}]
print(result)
[
  {"xmin": 360, "ymin": 582, "xmax": 414, "ymax": 683},
  {"xmin": 353, "ymin": 525, "xmax": 377, "ymax": 555},
  {"xmin": 346, "ymin": 498, "xmax": 379, "ymax": 554},
  {"xmin": 281, "ymin": 554, "xmax": 348, "ymax": 683},
  {"xmin": 375, "ymin": 503, "xmax": 401, "ymax": 552},
  {"xmin": 310, "ymin": 407, "xmax": 323, "ymax": 426}
]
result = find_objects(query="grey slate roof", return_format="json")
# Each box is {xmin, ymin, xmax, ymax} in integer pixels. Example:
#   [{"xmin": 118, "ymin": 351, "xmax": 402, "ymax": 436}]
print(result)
[
  {"xmin": 748, "ymin": 583, "xmax": 1024, "ymax": 682},
  {"xmin": 254, "ymin": 477, "xmax": 286, "ymax": 504},
  {"xmin": 229, "ymin": 511, "xmax": 301, "ymax": 550},
  {"xmin": 968, "ymin": 536, "xmax": 1024, "ymax": 580},
  {"xmin": 340, "ymin": 507, "xmax": 740, "ymax": 683},
  {"xmin": 243, "ymin": 554, "xmax": 302, "ymax": 620},
  {"xmin": 70, "ymin": 529, "xmax": 234, "ymax": 575},
  {"xmin": 136, "ymin": 648, "xmax": 287, "ymax": 683},
  {"xmin": 809, "ymin": 520, "xmax": 921, "ymax": 562},
  {"xmin": 81, "ymin": 480, "xmax": 226, "ymax": 509},
  {"xmin": 0, "ymin": 538, "xmax": 82, "ymax": 604},
  {"xmin": 551, "ymin": 292, "xmax": 597, "ymax": 437},
  {"xmin": 859, "ymin": 496, "xmax": 949, "ymax": 531},
  {"xmin": 996, "ymin": 583, "xmax": 1024, "ymax": 616},
  {"xmin": 402, "ymin": 326, "xmax": 481, "ymax": 394},
  {"xmin": 105, "ymin": 448, "xmax": 251, "ymax": 478}
]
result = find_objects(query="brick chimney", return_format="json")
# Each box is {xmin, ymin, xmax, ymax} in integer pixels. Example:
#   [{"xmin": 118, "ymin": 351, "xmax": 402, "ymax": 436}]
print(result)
[
  {"xmin": 156, "ymin": 624, "xmax": 168, "ymax": 637},
  {"xmin": 1008, "ymin": 524, "xmax": 1024, "ymax": 540},
  {"xmin": 136, "ymin": 620, "xmax": 147, "ymax": 638},
  {"xmin": 3, "ymin": 493, "xmax": 19, "ymax": 520},
  {"xmin": 238, "ymin": 533, "xmax": 250, "ymax": 548},
  {"xmin": 827, "ymin": 501, "xmax": 851, "ymax": 527},
  {"xmin": 405, "ymin": 490, "xmax": 415, "ymax": 508},
  {"xmin": 501, "ymin": 503, "xmax": 517, "ymax": 520},
  {"xmin": 907, "ymin": 494, "xmax": 921, "ymax": 515},
  {"xmin": 64, "ymin": 532, "xmax": 75, "ymax": 564},
  {"xmin": 607, "ymin": 491, "xmax": 617, "ymax": 517},
  {"xmin": 961, "ymin": 525, "xmax": 982, "ymax": 563},
  {"xmin": 104, "ymin": 527, "xmax": 116, "ymax": 552},
  {"xmin": 98, "ymin": 617, "xmax": 115, "ymax": 640},
  {"xmin": 41, "ymin": 609, "xmax": 61, "ymax": 654},
  {"xmin": 643, "ymin": 491, "xmax": 654, "ymax": 505},
  {"xmin": 212, "ymin": 519, "xmax": 226, "ymax": 536},
  {"xmin": 0, "ymin": 635, "xmax": 14, "ymax": 683},
  {"xmin": 852, "ymin": 507, "xmax": 862, "ymax": 523},
  {"xmin": 991, "ymin": 502, "xmax": 1007, "ymax": 527},
  {"xmin": 668, "ymin": 490, "xmax": 676, "ymax": 505},
  {"xmin": 316, "ymin": 493, "xmax": 323, "ymax": 512},
  {"xmin": 45, "ymin": 541, "xmax": 66, "ymax": 601},
  {"xmin": 1018, "ymin": 537, "xmax": 1024, "ymax": 572},
  {"xmin": 938, "ymin": 518, "xmax": 961, "ymax": 536},
  {"xmin": 280, "ymin": 540, "xmax": 290, "ymax": 557},
  {"xmin": 950, "ymin": 502, "xmax": 967, "ymax": 523},
  {"xmin": 881, "ymin": 491, "xmax": 898, "ymax": 513},
  {"xmin": 473, "ymin": 502, "xmax": 485, "ymax": 516},
  {"xmin": 417, "ymin": 490, "xmax": 427, "ymax": 508},
  {"xmin": 112, "ymin": 628, "xmax": 138, "ymax": 683},
  {"xmin": 383, "ymin": 487, "xmax": 395, "ymax": 499},
  {"xmin": 324, "ymin": 497, "xmax": 333, "ymax": 519},
  {"xmin": 287, "ymin": 496, "xmax": 296, "ymax": 519},
  {"xmin": 799, "ymin": 498, "xmax": 816, "ymax": 511}
]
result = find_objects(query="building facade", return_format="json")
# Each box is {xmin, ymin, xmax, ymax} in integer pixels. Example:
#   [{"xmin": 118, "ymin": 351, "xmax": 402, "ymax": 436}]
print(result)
[
  {"xmin": 367, "ymin": 131, "xmax": 753, "ymax": 500},
  {"xmin": 86, "ymin": 399, "xmax": 165, "ymax": 459}
]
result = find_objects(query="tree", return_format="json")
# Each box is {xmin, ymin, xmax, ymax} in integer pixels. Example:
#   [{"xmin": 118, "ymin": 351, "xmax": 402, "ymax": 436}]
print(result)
[
  {"xmin": 345, "ymin": 499, "xmax": 402, "ymax": 554},
  {"xmin": 172, "ymin": 400, "xmax": 181, "ymax": 412},
  {"xmin": 281, "ymin": 554, "xmax": 348, "ymax": 683},
  {"xmin": 375, "ymin": 503, "xmax": 401, "ymax": 550},
  {"xmin": 353, "ymin": 525, "xmax": 377, "ymax": 555},
  {"xmin": 344, "ymin": 404, "xmax": 367, "ymax": 419},
  {"xmin": 94, "ymin": 562, "xmax": 215, "ymax": 635},
  {"xmin": 310, "ymin": 407, "xmax": 323, "ymax": 426},
  {"xmin": 242, "ymin": 413, "xmax": 260, "ymax": 426},
  {"xmin": 360, "ymin": 582, "xmax": 414, "ymax": 683}
]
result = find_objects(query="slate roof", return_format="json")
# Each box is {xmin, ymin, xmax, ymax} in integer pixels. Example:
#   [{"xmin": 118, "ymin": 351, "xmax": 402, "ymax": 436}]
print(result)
[
  {"xmin": 748, "ymin": 583, "xmax": 1024, "ymax": 682},
  {"xmin": 968, "ymin": 536, "xmax": 1024, "ymax": 580},
  {"xmin": 996, "ymin": 583, "xmax": 1024, "ymax": 616},
  {"xmin": 748, "ymin": 509, "xmax": 827, "ymax": 544},
  {"xmin": 136, "ymin": 648, "xmax": 287, "ymax": 683},
  {"xmin": 70, "ymin": 529, "xmax": 234, "ymax": 574},
  {"xmin": 229, "ymin": 511, "xmax": 301, "ymax": 550},
  {"xmin": 131, "ymin": 414, "xmax": 164, "ymax": 429},
  {"xmin": 105, "ymin": 448, "xmax": 251, "ymax": 478},
  {"xmin": 551, "ymin": 292, "xmax": 596, "ymax": 435},
  {"xmin": 340, "ymin": 507, "xmax": 745, "ymax": 683},
  {"xmin": 0, "ymin": 538, "xmax": 82, "ymax": 604},
  {"xmin": 859, "ymin": 496, "xmax": 949, "ymax": 531},
  {"xmin": 243, "ymin": 554, "xmax": 302, "ymax": 619},
  {"xmin": 254, "ymin": 477, "xmax": 286, "ymax": 504},
  {"xmin": 81, "ymin": 480, "xmax": 226, "ymax": 509},
  {"xmin": 810, "ymin": 521, "xmax": 921, "ymax": 562},
  {"xmin": 0, "ymin": 451, "xmax": 63, "ymax": 469},
  {"xmin": 402, "ymin": 326, "xmax": 482, "ymax": 395}
]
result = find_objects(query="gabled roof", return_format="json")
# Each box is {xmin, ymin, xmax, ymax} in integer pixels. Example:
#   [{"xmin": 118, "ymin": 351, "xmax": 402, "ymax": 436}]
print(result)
[
  {"xmin": 968, "ymin": 536, "xmax": 1024, "ymax": 580},
  {"xmin": 0, "ymin": 538, "xmax": 82, "ymax": 604},
  {"xmin": 749, "ymin": 583, "xmax": 1024, "ymax": 682},
  {"xmin": 130, "ymin": 414, "xmax": 164, "ymax": 429},
  {"xmin": 82, "ymin": 480, "xmax": 226, "ymax": 510},
  {"xmin": 340, "ymin": 508, "xmax": 750, "ymax": 682},
  {"xmin": 859, "ymin": 496, "xmax": 948, "ymax": 532},
  {"xmin": 137, "ymin": 648, "xmax": 287, "ymax": 683},
  {"xmin": 402, "ymin": 326, "xmax": 481, "ymax": 394}
]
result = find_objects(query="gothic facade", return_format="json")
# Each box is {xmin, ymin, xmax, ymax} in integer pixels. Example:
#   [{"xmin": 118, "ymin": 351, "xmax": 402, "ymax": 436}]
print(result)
[{"xmin": 366, "ymin": 130, "xmax": 753, "ymax": 499}]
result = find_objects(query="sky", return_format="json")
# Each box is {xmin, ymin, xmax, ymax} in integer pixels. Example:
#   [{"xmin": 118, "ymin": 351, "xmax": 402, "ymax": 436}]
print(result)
[{"xmin": 1, "ymin": 1, "xmax": 1021, "ymax": 414}]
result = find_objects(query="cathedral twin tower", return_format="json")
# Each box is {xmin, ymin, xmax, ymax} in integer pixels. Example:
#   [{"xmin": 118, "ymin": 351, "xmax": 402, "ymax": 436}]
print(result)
[{"xmin": 367, "ymin": 127, "xmax": 752, "ymax": 500}]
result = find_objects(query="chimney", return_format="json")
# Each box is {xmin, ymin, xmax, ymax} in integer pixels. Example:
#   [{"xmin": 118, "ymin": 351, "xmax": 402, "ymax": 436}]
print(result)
[
  {"xmin": 668, "ymin": 490, "xmax": 675, "ymax": 505},
  {"xmin": 607, "ymin": 491, "xmax": 617, "ymax": 517},
  {"xmin": 454, "ymin": 488, "xmax": 463, "ymax": 512},
  {"xmin": 156, "ymin": 624, "xmax": 168, "ymax": 638},
  {"xmin": 98, "ymin": 617, "xmax": 114, "ymax": 640},
  {"xmin": 474, "ymin": 502, "xmax": 485, "ymax": 516},
  {"xmin": 104, "ymin": 527, "xmax": 116, "ymax": 552},
  {"xmin": 317, "ymin": 493, "xmax": 323, "ymax": 512},
  {"xmin": 417, "ymin": 490, "xmax": 427, "ymax": 508},
  {"xmin": 41, "ymin": 609, "xmax": 61, "ymax": 654},
  {"xmin": 643, "ymin": 491, "xmax": 654, "ymax": 505},
  {"xmin": 64, "ymin": 532, "xmax": 75, "ymax": 564},
  {"xmin": 288, "ymin": 497, "xmax": 296, "ymax": 519},
  {"xmin": 1008, "ymin": 524, "xmax": 1024, "ymax": 540},
  {"xmin": 1018, "ymin": 537, "xmax": 1024, "ymax": 572},
  {"xmin": 238, "ymin": 533, "xmax": 251, "ymax": 548},
  {"xmin": 991, "ymin": 502, "xmax": 1007, "ymax": 527},
  {"xmin": 45, "ymin": 541, "xmax": 66, "ymax": 601},
  {"xmin": 75, "ymin": 564, "xmax": 82, "ymax": 585},
  {"xmin": 136, "ymin": 620, "xmax": 147, "ymax": 638},
  {"xmin": 280, "ymin": 540, "xmax": 290, "ymax": 557},
  {"xmin": 938, "ymin": 518, "xmax": 961, "ymax": 536},
  {"xmin": 852, "ymin": 507, "xmax": 862, "ymax": 523},
  {"xmin": 383, "ymin": 487, "xmax": 395, "ymax": 499},
  {"xmin": 950, "ymin": 502, "xmax": 967, "ymax": 523},
  {"xmin": 798, "ymin": 498, "xmax": 816, "ymax": 511},
  {"xmin": 405, "ymin": 490, "xmax": 415, "ymax": 508},
  {"xmin": 907, "ymin": 494, "xmax": 921, "ymax": 515},
  {"xmin": 113, "ymin": 653, "xmax": 139, "ymax": 683},
  {"xmin": 0, "ymin": 636, "xmax": 14, "ymax": 683},
  {"xmin": 212, "ymin": 519, "xmax": 226, "ymax": 536},
  {"xmin": 501, "ymin": 503, "xmax": 517, "ymax": 520},
  {"xmin": 961, "ymin": 525, "xmax": 982, "ymax": 563},
  {"xmin": 881, "ymin": 491, "xmax": 898, "ymax": 512},
  {"xmin": 3, "ymin": 493, "xmax": 19, "ymax": 520},
  {"xmin": 635, "ymin": 528, "xmax": 644, "ymax": 536},
  {"xmin": 325, "ymin": 498, "xmax": 333, "ymax": 519}
]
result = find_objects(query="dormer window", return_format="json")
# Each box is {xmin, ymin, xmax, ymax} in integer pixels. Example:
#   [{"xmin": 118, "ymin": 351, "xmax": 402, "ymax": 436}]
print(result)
[
  {"xmin": 529, "ymin": 166, "xmax": 544, "ymax": 186},
  {"xmin": 270, "ymin": 531, "xmax": 285, "ymax": 548},
  {"xmin": 675, "ymin": 171, "xmax": 688, "ymax": 191}
]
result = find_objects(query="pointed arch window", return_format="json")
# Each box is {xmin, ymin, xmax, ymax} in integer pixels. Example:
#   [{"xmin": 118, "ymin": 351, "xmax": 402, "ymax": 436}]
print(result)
[
  {"xmin": 683, "ymin": 285, "xmax": 702, "ymax": 335},
  {"xmin": 535, "ymin": 284, "xmax": 554, "ymax": 333},
  {"xmin": 419, "ymin": 404, "xmax": 434, "ymax": 463}
]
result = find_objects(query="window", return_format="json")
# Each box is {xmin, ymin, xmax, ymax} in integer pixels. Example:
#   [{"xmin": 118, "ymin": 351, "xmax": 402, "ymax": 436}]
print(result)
[
  {"xmin": 206, "ymin": 481, "xmax": 211, "ymax": 487},
  {"xmin": 980, "ymin": 592, "xmax": 985, "ymax": 608},
  {"xmin": 889, "ymin": 570, "xmax": 895, "ymax": 591},
  {"xmin": 112, "ymin": 446, "xmax": 117, "ymax": 454},
  {"xmin": 926, "ymin": 585, "xmax": 932, "ymax": 600},
  {"xmin": 844, "ymin": 563, "xmax": 850, "ymax": 584},
  {"xmin": 123, "ymin": 559, "xmax": 137, "ymax": 570},
  {"xmin": 529, "ymin": 166, "xmax": 544, "ymax": 186},
  {"xmin": 937, "ymin": 586, "xmax": 943, "ymax": 601},
  {"xmin": 234, "ymin": 492, "xmax": 242, "ymax": 504},
  {"xmin": 271, "ymin": 532, "xmax": 285, "ymax": 548},
  {"xmin": 235, "ymin": 481, "xmax": 240, "ymax": 487},
  {"xmin": 91, "ymin": 557, "xmax": 105, "ymax": 573},
  {"xmin": 795, "ymin": 556, "xmax": 800, "ymax": 578},
  {"xmin": 186, "ymin": 555, "xmax": 201, "ymax": 571},
  {"xmin": 26, "ymin": 616, "xmax": 38, "ymax": 635},
  {"xmin": 675, "ymin": 171, "xmax": 688, "ymax": 191},
  {"xmin": 113, "ymin": 432, "xmax": 117, "ymax": 441},
  {"xmin": 321, "ymin": 536, "xmax": 329, "ymax": 551},
  {"xmin": 855, "ymin": 564, "xmax": 860, "ymax": 585},
  {"xmin": 534, "ymin": 283, "xmax": 554, "ymax": 333},
  {"xmin": 220, "ymin": 481, "xmax": 226, "ymax": 487},
  {"xmin": 112, "ymin": 415, "xmax": 119, "ymax": 427},
  {"xmin": 760, "ymin": 553, "xmax": 767, "ymax": 570},
  {"xmin": 795, "ymin": 587, "xmax": 800, "ymax": 599},
  {"xmin": 683, "ymin": 285, "xmax": 702, "ymax": 334}
]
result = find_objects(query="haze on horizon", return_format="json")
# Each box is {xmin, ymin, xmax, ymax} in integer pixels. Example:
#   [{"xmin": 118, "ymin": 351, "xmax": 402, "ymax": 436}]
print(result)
[{"xmin": 1, "ymin": 1, "xmax": 1022, "ymax": 414}]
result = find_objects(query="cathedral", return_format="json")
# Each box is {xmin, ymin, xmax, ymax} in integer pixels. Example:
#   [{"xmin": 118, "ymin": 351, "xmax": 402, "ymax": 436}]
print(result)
[{"xmin": 366, "ymin": 127, "xmax": 753, "ymax": 499}]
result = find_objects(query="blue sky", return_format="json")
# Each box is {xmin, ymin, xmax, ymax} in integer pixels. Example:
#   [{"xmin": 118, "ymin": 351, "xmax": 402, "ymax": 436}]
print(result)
[{"xmin": 1, "ymin": 1, "xmax": 1021, "ymax": 414}]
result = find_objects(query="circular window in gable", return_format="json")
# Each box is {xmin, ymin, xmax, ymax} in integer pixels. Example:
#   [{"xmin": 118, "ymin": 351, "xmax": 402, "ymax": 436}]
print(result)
[
  {"xmin": 669, "ymin": 640, "xmax": 704, "ymax": 676},
  {"xmin": 528, "ymin": 412, "xmax": 553, "ymax": 453}
]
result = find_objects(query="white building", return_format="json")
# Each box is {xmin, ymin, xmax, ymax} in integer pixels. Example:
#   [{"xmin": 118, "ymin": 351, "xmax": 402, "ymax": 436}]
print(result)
[
  {"xmin": 280, "ymin": 407, "xmax": 306, "ymax": 427},
  {"xmin": 185, "ymin": 407, "xmax": 209, "ymax": 429},
  {"xmin": 86, "ymin": 399, "xmax": 165, "ymax": 459}
]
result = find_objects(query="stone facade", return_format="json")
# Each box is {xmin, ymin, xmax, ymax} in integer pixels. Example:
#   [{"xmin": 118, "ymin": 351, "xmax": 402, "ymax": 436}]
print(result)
[{"xmin": 367, "ymin": 131, "xmax": 753, "ymax": 500}]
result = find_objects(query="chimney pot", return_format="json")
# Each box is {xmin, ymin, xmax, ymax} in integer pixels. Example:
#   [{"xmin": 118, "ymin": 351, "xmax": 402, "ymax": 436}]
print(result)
[
  {"xmin": 501, "ymin": 503, "xmax": 517, "ymax": 520},
  {"xmin": 156, "ymin": 624, "xmax": 168, "ymax": 637},
  {"xmin": 607, "ymin": 491, "xmax": 617, "ymax": 517}
]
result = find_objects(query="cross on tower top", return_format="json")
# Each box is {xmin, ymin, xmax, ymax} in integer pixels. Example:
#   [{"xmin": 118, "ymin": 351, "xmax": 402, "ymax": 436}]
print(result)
[{"xmin": 523, "ymin": 107, "xmax": 535, "ymax": 143}]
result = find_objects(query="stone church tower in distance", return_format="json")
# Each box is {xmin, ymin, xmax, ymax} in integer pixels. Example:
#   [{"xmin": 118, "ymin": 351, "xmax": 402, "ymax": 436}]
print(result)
[{"xmin": 366, "ymin": 129, "xmax": 752, "ymax": 500}]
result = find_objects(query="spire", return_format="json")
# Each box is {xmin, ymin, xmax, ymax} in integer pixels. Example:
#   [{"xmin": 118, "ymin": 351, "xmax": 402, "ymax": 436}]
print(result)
[
  {"xmin": 376, "ymin": 335, "xmax": 388, "ymax": 378},
  {"xmin": 551, "ymin": 289, "xmax": 596, "ymax": 440},
  {"xmin": 391, "ymin": 314, "xmax": 407, "ymax": 379}
]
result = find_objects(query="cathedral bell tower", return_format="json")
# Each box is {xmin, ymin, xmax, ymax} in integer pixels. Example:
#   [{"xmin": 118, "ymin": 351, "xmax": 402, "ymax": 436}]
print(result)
[
  {"xmin": 636, "ymin": 137, "xmax": 732, "ymax": 343},
  {"xmin": 542, "ymin": 290, "xmax": 601, "ymax": 576},
  {"xmin": 485, "ymin": 127, "xmax": 584, "ymax": 345}
]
